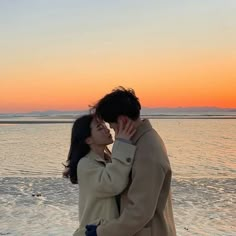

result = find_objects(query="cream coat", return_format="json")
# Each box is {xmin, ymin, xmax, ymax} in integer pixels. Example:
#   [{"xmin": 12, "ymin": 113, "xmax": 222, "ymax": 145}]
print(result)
[{"xmin": 73, "ymin": 140, "xmax": 136, "ymax": 236}]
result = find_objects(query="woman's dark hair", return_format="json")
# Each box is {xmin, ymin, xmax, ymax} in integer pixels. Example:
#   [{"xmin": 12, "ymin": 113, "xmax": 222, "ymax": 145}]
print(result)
[
  {"xmin": 92, "ymin": 86, "xmax": 141, "ymax": 123},
  {"xmin": 65, "ymin": 114, "xmax": 94, "ymax": 184}
]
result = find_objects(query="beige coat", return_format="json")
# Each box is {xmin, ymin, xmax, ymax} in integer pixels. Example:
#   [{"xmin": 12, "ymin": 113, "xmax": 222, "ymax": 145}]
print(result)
[
  {"xmin": 97, "ymin": 120, "xmax": 176, "ymax": 236},
  {"xmin": 73, "ymin": 140, "xmax": 136, "ymax": 236}
]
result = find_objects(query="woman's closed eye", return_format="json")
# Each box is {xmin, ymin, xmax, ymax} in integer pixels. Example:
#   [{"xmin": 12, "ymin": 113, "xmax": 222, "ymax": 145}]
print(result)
[{"xmin": 97, "ymin": 124, "xmax": 105, "ymax": 130}]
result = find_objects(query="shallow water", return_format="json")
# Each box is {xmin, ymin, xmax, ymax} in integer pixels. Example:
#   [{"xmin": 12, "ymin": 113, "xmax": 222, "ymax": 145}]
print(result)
[{"xmin": 0, "ymin": 119, "xmax": 235, "ymax": 235}]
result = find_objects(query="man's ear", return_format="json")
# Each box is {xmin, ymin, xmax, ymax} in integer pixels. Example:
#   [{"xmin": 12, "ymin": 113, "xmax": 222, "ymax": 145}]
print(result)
[
  {"xmin": 117, "ymin": 115, "xmax": 128, "ymax": 125},
  {"xmin": 85, "ymin": 137, "xmax": 93, "ymax": 145}
]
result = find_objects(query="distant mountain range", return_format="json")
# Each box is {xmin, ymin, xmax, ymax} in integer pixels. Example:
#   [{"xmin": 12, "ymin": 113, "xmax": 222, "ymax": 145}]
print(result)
[
  {"xmin": 141, "ymin": 107, "xmax": 236, "ymax": 116},
  {"xmin": 0, "ymin": 107, "xmax": 236, "ymax": 117}
]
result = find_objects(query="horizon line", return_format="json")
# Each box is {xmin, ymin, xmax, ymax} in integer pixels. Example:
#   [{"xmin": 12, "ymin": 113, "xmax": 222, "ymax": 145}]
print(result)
[{"xmin": 0, "ymin": 106, "xmax": 236, "ymax": 115}]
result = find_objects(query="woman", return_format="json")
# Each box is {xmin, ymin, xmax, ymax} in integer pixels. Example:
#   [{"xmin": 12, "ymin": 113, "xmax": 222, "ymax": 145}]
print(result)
[{"xmin": 63, "ymin": 114, "xmax": 136, "ymax": 236}]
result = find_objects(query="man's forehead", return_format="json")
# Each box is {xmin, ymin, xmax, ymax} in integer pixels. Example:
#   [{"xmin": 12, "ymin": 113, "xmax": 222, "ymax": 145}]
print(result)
[{"xmin": 94, "ymin": 115, "xmax": 104, "ymax": 123}]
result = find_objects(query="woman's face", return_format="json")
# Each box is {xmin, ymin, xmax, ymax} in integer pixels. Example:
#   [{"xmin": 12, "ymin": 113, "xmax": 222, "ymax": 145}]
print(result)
[{"xmin": 89, "ymin": 118, "xmax": 113, "ymax": 145}]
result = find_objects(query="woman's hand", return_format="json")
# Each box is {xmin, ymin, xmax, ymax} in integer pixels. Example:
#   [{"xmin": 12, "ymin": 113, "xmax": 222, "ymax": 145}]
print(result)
[
  {"xmin": 62, "ymin": 162, "xmax": 70, "ymax": 178},
  {"xmin": 115, "ymin": 118, "xmax": 136, "ymax": 141}
]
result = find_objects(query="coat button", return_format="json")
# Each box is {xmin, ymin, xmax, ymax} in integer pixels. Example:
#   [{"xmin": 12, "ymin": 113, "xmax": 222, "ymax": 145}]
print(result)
[{"xmin": 126, "ymin": 157, "xmax": 132, "ymax": 163}]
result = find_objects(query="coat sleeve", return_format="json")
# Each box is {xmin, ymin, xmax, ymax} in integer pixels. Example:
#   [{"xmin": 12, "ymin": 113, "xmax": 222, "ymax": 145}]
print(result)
[
  {"xmin": 97, "ymin": 134, "xmax": 168, "ymax": 236},
  {"xmin": 78, "ymin": 140, "xmax": 136, "ymax": 198}
]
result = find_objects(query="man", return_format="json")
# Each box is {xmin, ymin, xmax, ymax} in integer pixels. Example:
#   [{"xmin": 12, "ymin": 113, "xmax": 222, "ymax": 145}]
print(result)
[{"xmin": 86, "ymin": 87, "xmax": 176, "ymax": 236}]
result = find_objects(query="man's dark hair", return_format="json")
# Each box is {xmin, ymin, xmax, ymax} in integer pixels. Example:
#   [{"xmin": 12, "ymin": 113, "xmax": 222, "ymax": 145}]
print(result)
[{"xmin": 92, "ymin": 86, "xmax": 141, "ymax": 123}]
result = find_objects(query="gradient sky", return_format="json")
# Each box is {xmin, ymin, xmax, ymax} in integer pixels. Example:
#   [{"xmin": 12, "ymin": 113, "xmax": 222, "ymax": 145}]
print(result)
[{"xmin": 0, "ymin": 0, "xmax": 235, "ymax": 113}]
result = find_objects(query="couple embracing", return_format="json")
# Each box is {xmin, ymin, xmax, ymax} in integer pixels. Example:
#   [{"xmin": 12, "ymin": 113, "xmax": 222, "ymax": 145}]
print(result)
[{"xmin": 63, "ymin": 87, "xmax": 176, "ymax": 236}]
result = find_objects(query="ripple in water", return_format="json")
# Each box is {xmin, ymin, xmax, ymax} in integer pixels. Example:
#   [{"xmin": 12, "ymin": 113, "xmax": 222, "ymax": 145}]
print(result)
[{"xmin": 0, "ymin": 177, "xmax": 235, "ymax": 236}]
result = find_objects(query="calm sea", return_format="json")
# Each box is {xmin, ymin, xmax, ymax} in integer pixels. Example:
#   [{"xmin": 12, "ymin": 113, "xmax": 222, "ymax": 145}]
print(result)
[{"xmin": 0, "ymin": 118, "xmax": 235, "ymax": 236}]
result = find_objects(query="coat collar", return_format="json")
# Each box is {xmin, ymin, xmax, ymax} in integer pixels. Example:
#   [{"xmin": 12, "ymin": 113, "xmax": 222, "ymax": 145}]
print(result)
[
  {"xmin": 86, "ymin": 150, "xmax": 109, "ymax": 164},
  {"xmin": 131, "ymin": 119, "xmax": 153, "ymax": 144}
]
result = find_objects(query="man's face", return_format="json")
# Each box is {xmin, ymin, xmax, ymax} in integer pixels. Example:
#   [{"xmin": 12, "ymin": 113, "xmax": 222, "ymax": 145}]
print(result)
[
  {"xmin": 108, "ymin": 122, "xmax": 118, "ymax": 132},
  {"xmin": 108, "ymin": 116, "xmax": 128, "ymax": 133}
]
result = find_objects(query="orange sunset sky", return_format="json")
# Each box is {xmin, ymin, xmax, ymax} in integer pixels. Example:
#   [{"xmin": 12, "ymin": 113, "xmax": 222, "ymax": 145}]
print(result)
[{"xmin": 0, "ymin": 1, "xmax": 235, "ymax": 113}]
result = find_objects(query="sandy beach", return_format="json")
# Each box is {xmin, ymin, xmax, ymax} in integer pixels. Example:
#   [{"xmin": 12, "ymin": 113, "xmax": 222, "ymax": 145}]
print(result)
[{"xmin": 0, "ymin": 118, "xmax": 235, "ymax": 235}]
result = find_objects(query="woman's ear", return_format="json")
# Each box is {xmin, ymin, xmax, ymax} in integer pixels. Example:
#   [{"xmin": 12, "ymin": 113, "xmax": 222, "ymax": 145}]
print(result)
[{"xmin": 85, "ymin": 137, "xmax": 93, "ymax": 145}]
